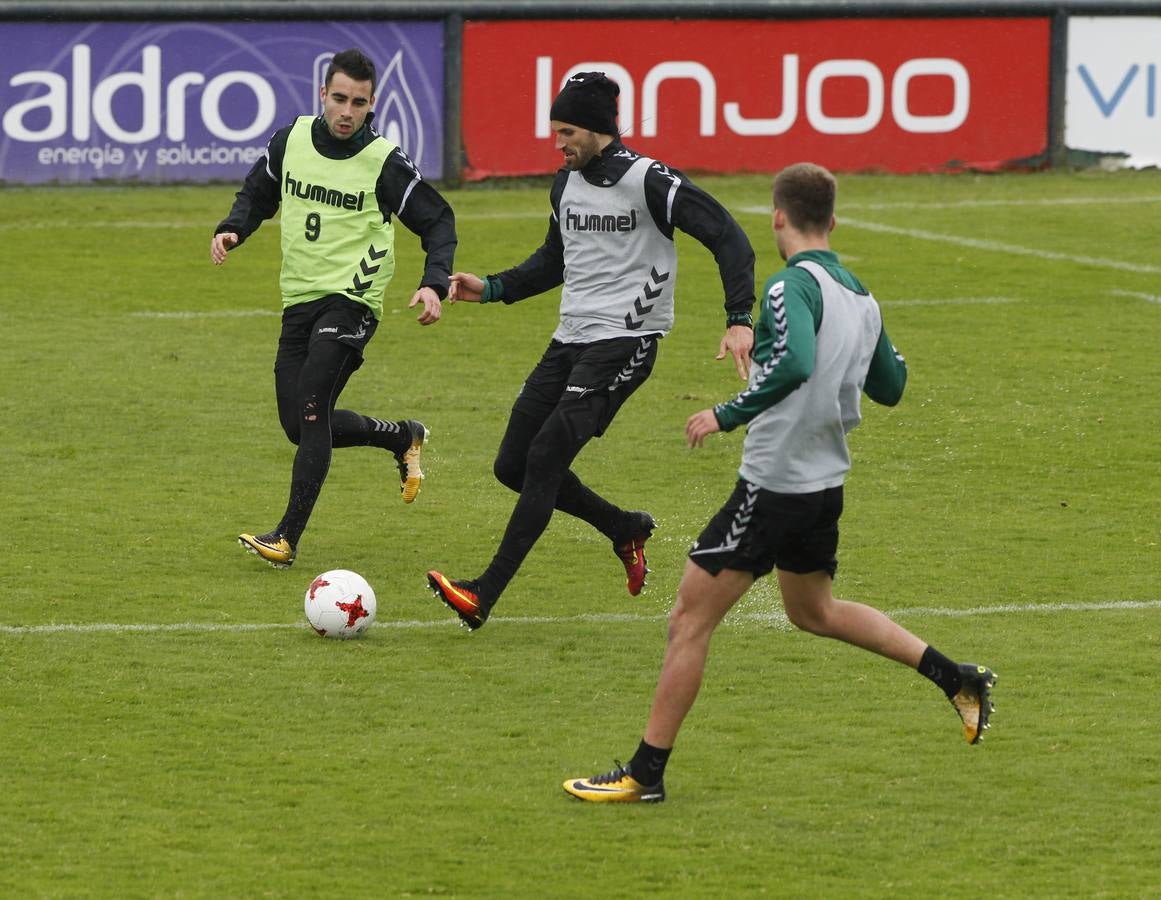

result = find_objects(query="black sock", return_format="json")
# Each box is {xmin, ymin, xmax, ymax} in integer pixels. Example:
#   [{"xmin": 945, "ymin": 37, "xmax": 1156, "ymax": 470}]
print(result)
[
  {"xmin": 462, "ymin": 578, "xmax": 496, "ymax": 614},
  {"xmin": 628, "ymin": 739, "xmax": 671, "ymax": 785},
  {"xmin": 365, "ymin": 416, "xmax": 410, "ymax": 454},
  {"xmin": 919, "ymin": 646, "xmax": 962, "ymax": 699}
]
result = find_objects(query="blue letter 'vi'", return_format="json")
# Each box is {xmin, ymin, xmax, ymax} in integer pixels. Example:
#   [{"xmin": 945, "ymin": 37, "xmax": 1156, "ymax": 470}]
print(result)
[{"xmin": 1078, "ymin": 64, "xmax": 1139, "ymax": 117}]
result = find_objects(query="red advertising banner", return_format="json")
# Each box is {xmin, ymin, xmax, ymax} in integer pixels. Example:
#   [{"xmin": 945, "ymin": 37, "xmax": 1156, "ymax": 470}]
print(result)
[{"xmin": 462, "ymin": 18, "xmax": 1049, "ymax": 178}]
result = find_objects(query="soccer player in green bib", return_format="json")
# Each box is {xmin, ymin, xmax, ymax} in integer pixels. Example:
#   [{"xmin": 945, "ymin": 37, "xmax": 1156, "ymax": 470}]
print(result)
[
  {"xmin": 211, "ymin": 48, "xmax": 456, "ymax": 569},
  {"xmin": 564, "ymin": 164, "xmax": 996, "ymax": 803}
]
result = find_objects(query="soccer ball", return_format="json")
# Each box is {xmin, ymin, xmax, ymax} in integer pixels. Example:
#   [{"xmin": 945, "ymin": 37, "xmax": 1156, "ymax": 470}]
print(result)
[{"xmin": 304, "ymin": 570, "xmax": 377, "ymax": 639}]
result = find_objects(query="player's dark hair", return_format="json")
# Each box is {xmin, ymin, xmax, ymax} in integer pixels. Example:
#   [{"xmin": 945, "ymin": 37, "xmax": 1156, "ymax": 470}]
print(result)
[
  {"xmin": 326, "ymin": 48, "xmax": 376, "ymax": 89},
  {"xmin": 773, "ymin": 163, "xmax": 837, "ymax": 234}
]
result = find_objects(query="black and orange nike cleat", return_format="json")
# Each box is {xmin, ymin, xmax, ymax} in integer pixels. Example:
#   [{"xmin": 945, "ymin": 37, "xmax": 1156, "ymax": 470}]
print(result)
[
  {"xmin": 613, "ymin": 511, "xmax": 656, "ymax": 597},
  {"xmin": 426, "ymin": 570, "xmax": 490, "ymax": 630}
]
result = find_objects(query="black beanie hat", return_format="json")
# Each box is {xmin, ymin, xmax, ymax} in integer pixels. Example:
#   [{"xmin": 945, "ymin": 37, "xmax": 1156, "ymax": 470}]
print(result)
[{"xmin": 549, "ymin": 72, "xmax": 619, "ymax": 135}]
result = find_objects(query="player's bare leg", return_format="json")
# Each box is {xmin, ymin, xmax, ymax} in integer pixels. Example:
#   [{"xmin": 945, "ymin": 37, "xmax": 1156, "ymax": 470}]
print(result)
[
  {"xmin": 778, "ymin": 569, "xmax": 996, "ymax": 743},
  {"xmin": 563, "ymin": 561, "xmax": 750, "ymax": 803},
  {"xmin": 776, "ymin": 569, "xmax": 926, "ymax": 667},
  {"xmin": 643, "ymin": 561, "xmax": 754, "ymax": 749}
]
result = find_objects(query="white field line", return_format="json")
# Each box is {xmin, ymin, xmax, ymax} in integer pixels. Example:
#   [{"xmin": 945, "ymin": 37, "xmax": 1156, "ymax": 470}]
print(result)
[
  {"xmin": 831, "ymin": 195, "xmax": 1161, "ymax": 211},
  {"xmin": 837, "ymin": 217, "xmax": 1161, "ymax": 275},
  {"xmin": 1110, "ymin": 289, "xmax": 1161, "ymax": 304},
  {"xmin": 0, "ymin": 221, "xmax": 198, "ymax": 230},
  {"xmin": 737, "ymin": 195, "xmax": 1161, "ymax": 216},
  {"xmin": 0, "ymin": 210, "xmax": 550, "ymax": 231},
  {"xmin": 1, "ymin": 598, "xmax": 1157, "ymax": 636},
  {"xmin": 735, "ymin": 207, "xmax": 1160, "ymax": 275}
]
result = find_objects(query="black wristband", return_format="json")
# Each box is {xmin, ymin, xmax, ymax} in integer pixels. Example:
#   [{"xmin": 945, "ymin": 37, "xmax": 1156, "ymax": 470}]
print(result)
[
  {"xmin": 726, "ymin": 311, "xmax": 753, "ymax": 328},
  {"xmin": 481, "ymin": 275, "xmax": 504, "ymax": 303}
]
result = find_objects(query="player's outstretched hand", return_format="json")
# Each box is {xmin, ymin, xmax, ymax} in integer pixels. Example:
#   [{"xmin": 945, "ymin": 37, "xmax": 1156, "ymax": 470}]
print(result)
[
  {"xmin": 448, "ymin": 272, "xmax": 484, "ymax": 303},
  {"xmin": 686, "ymin": 409, "xmax": 721, "ymax": 448},
  {"xmin": 410, "ymin": 286, "xmax": 442, "ymax": 325},
  {"xmin": 717, "ymin": 324, "xmax": 754, "ymax": 380},
  {"xmin": 210, "ymin": 232, "xmax": 239, "ymax": 265}
]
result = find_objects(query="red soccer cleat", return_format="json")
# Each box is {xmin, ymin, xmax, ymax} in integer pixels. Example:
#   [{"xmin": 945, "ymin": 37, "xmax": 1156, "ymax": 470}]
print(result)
[
  {"xmin": 426, "ymin": 570, "xmax": 490, "ymax": 630},
  {"xmin": 613, "ymin": 512, "xmax": 655, "ymax": 597}
]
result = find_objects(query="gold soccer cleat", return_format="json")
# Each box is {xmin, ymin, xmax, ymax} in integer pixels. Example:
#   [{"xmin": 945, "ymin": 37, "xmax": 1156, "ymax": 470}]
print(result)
[
  {"xmin": 395, "ymin": 420, "xmax": 428, "ymax": 504},
  {"xmin": 563, "ymin": 762, "xmax": 665, "ymax": 803},
  {"xmin": 950, "ymin": 663, "xmax": 997, "ymax": 744},
  {"xmin": 238, "ymin": 531, "xmax": 296, "ymax": 569}
]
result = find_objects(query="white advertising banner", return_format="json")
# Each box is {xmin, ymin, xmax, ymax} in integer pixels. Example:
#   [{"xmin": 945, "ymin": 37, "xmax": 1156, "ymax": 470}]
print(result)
[{"xmin": 1067, "ymin": 17, "xmax": 1161, "ymax": 168}]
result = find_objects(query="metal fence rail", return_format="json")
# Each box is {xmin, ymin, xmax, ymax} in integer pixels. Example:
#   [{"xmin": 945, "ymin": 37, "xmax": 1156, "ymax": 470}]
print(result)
[{"xmin": 4, "ymin": 0, "xmax": 1161, "ymax": 20}]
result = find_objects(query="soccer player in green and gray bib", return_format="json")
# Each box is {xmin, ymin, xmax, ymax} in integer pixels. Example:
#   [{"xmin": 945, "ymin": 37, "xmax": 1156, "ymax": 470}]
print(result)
[
  {"xmin": 210, "ymin": 48, "xmax": 456, "ymax": 569},
  {"xmin": 565, "ymin": 164, "xmax": 997, "ymax": 803}
]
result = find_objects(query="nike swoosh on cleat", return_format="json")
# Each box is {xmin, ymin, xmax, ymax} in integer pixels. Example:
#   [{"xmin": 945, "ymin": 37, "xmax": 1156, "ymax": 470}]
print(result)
[
  {"xmin": 571, "ymin": 782, "xmax": 620, "ymax": 793},
  {"xmin": 447, "ymin": 587, "xmax": 476, "ymax": 607},
  {"xmin": 437, "ymin": 581, "xmax": 479, "ymax": 611}
]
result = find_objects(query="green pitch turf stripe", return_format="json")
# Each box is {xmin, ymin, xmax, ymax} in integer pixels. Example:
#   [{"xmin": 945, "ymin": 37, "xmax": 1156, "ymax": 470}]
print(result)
[
  {"xmin": 880, "ymin": 297, "xmax": 1020, "ymax": 307},
  {"xmin": 128, "ymin": 310, "xmax": 280, "ymax": 318}
]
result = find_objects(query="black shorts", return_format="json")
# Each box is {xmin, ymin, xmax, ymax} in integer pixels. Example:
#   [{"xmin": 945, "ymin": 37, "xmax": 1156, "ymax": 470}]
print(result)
[
  {"xmin": 513, "ymin": 335, "xmax": 659, "ymax": 437},
  {"xmin": 688, "ymin": 479, "xmax": 844, "ymax": 579},
  {"xmin": 274, "ymin": 295, "xmax": 378, "ymax": 374}
]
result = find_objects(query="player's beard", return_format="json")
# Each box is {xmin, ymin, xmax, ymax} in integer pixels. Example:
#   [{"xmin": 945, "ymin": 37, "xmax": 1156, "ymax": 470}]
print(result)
[{"xmin": 566, "ymin": 133, "xmax": 603, "ymax": 170}]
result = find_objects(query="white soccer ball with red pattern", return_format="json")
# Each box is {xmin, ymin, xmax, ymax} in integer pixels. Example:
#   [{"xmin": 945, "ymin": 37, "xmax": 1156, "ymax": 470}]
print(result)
[{"xmin": 304, "ymin": 570, "xmax": 377, "ymax": 639}]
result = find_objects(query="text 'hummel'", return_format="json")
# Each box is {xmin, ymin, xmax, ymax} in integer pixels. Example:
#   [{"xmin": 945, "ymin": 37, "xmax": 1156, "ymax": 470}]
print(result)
[
  {"xmin": 284, "ymin": 170, "xmax": 365, "ymax": 211},
  {"xmin": 564, "ymin": 207, "xmax": 638, "ymax": 233}
]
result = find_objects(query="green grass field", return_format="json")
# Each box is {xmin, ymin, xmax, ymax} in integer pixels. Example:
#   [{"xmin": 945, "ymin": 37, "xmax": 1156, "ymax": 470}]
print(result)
[{"xmin": 2, "ymin": 169, "xmax": 1159, "ymax": 897}]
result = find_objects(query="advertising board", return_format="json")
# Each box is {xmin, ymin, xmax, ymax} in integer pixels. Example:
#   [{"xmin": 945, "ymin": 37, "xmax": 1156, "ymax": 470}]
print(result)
[
  {"xmin": 462, "ymin": 18, "xmax": 1050, "ymax": 177},
  {"xmin": 0, "ymin": 20, "xmax": 445, "ymax": 184},
  {"xmin": 1066, "ymin": 17, "xmax": 1161, "ymax": 168}
]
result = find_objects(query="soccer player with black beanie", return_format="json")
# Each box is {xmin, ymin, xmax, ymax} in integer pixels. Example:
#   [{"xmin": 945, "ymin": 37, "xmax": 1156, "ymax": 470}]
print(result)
[{"xmin": 427, "ymin": 72, "xmax": 756, "ymax": 629}]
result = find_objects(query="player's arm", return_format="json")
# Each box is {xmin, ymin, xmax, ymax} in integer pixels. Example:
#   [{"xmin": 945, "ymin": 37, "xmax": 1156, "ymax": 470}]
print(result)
[
  {"xmin": 211, "ymin": 127, "xmax": 288, "ymax": 261},
  {"xmin": 712, "ymin": 273, "xmax": 821, "ymax": 431},
  {"xmin": 863, "ymin": 323, "xmax": 907, "ymax": 406},
  {"xmin": 449, "ymin": 217, "xmax": 564, "ymax": 305},
  {"xmin": 645, "ymin": 164, "xmax": 757, "ymax": 377},
  {"xmin": 378, "ymin": 147, "xmax": 457, "ymax": 302},
  {"xmin": 473, "ymin": 171, "xmax": 568, "ymax": 305}
]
